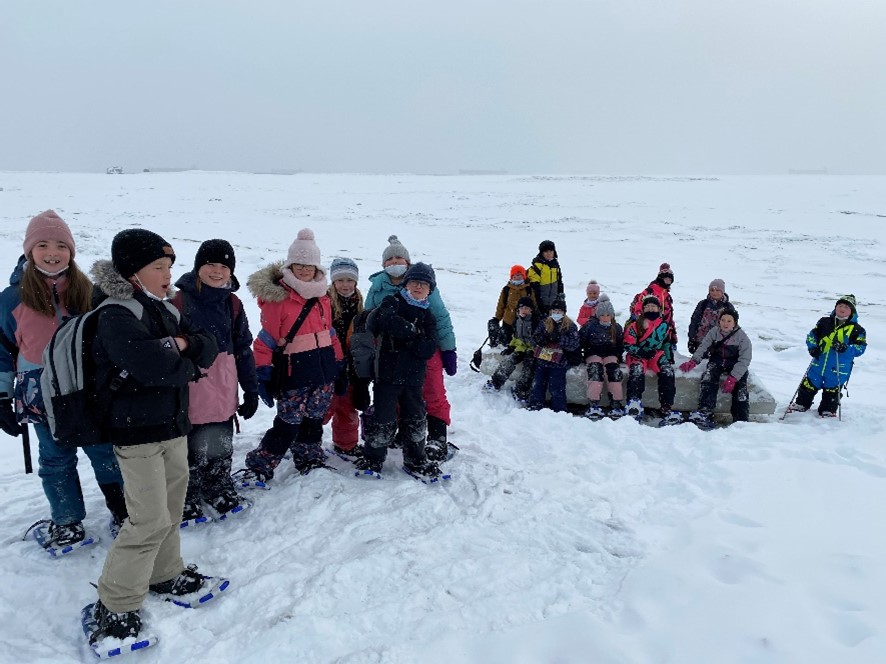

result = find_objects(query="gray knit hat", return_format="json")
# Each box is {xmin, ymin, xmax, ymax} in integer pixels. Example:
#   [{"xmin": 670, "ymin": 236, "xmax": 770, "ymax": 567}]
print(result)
[
  {"xmin": 329, "ymin": 257, "xmax": 359, "ymax": 282},
  {"xmin": 596, "ymin": 299, "xmax": 615, "ymax": 318},
  {"xmin": 382, "ymin": 235, "xmax": 410, "ymax": 264},
  {"xmin": 709, "ymin": 278, "xmax": 726, "ymax": 291}
]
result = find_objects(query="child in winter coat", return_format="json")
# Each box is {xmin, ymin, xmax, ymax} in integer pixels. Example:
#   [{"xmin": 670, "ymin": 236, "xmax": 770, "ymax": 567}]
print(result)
[
  {"xmin": 630, "ymin": 262, "xmax": 677, "ymax": 350},
  {"xmin": 364, "ymin": 235, "xmax": 456, "ymax": 462},
  {"xmin": 0, "ymin": 211, "xmax": 127, "ymax": 549},
  {"xmin": 679, "ymin": 305, "xmax": 752, "ymax": 428},
  {"xmin": 488, "ymin": 264, "xmax": 535, "ymax": 347},
  {"xmin": 576, "ymin": 280, "xmax": 608, "ymax": 327},
  {"xmin": 323, "ymin": 257, "xmax": 363, "ymax": 456},
  {"xmin": 624, "ymin": 294, "xmax": 679, "ymax": 424},
  {"xmin": 484, "ymin": 296, "xmax": 538, "ymax": 403},
  {"xmin": 687, "ymin": 278, "xmax": 730, "ymax": 354},
  {"xmin": 529, "ymin": 296, "xmax": 580, "ymax": 413},
  {"xmin": 527, "ymin": 240, "xmax": 564, "ymax": 316},
  {"xmin": 238, "ymin": 229, "xmax": 344, "ymax": 481},
  {"xmin": 579, "ymin": 299, "xmax": 625, "ymax": 418},
  {"xmin": 89, "ymin": 228, "xmax": 224, "ymax": 642},
  {"xmin": 355, "ymin": 263, "xmax": 440, "ymax": 478},
  {"xmin": 788, "ymin": 295, "xmax": 867, "ymax": 417},
  {"xmin": 171, "ymin": 239, "xmax": 258, "ymax": 523}
]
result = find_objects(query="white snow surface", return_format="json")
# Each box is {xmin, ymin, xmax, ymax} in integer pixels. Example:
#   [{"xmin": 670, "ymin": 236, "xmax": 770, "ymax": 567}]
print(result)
[{"xmin": 0, "ymin": 172, "xmax": 884, "ymax": 663}]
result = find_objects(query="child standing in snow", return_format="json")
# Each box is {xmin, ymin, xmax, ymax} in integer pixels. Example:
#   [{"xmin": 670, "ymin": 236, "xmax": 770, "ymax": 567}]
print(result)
[
  {"xmin": 528, "ymin": 296, "xmax": 579, "ymax": 413},
  {"xmin": 238, "ymin": 229, "xmax": 345, "ymax": 482},
  {"xmin": 323, "ymin": 257, "xmax": 363, "ymax": 456},
  {"xmin": 579, "ymin": 299, "xmax": 625, "ymax": 418},
  {"xmin": 355, "ymin": 263, "xmax": 440, "ymax": 478},
  {"xmin": 624, "ymin": 294, "xmax": 679, "ymax": 424},
  {"xmin": 576, "ymin": 280, "xmax": 607, "ymax": 327},
  {"xmin": 485, "ymin": 296, "xmax": 538, "ymax": 403},
  {"xmin": 364, "ymin": 235, "xmax": 456, "ymax": 462},
  {"xmin": 679, "ymin": 305, "xmax": 752, "ymax": 428},
  {"xmin": 527, "ymin": 240, "xmax": 564, "ymax": 316},
  {"xmin": 630, "ymin": 262, "xmax": 677, "ymax": 351},
  {"xmin": 488, "ymin": 264, "xmax": 535, "ymax": 348},
  {"xmin": 171, "ymin": 239, "xmax": 258, "ymax": 523},
  {"xmin": 89, "ymin": 228, "xmax": 224, "ymax": 642},
  {"xmin": 687, "ymin": 278, "xmax": 730, "ymax": 355},
  {"xmin": 788, "ymin": 295, "xmax": 866, "ymax": 417},
  {"xmin": 0, "ymin": 211, "xmax": 127, "ymax": 549}
]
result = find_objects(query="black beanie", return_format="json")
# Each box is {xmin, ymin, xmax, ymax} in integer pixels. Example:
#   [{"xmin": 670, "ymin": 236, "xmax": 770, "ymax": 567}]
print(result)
[
  {"xmin": 539, "ymin": 240, "xmax": 556, "ymax": 253},
  {"xmin": 551, "ymin": 295, "xmax": 567, "ymax": 313},
  {"xmin": 517, "ymin": 296, "xmax": 535, "ymax": 310},
  {"xmin": 194, "ymin": 239, "xmax": 236, "ymax": 274},
  {"xmin": 112, "ymin": 229, "xmax": 175, "ymax": 279},
  {"xmin": 403, "ymin": 262, "xmax": 436, "ymax": 292}
]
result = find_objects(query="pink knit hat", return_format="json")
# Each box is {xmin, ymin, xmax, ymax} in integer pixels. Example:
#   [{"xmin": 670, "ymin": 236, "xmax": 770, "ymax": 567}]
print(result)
[
  {"xmin": 286, "ymin": 228, "xmax": 323, "ymax": 271},
  {"xmin": 23, "ymin": 210, "xmax": 76, "ymax": 258}
]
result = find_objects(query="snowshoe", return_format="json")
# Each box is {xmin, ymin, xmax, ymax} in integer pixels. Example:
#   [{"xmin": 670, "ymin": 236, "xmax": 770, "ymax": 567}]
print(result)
[
  {"xmin": 482, "ymin": 380, "xmax": 498, "ymax": 393},
  {"xmin": 688, "ymin": 410, "xmax": 715, "ymax": 431},
  {"xmin": 206, "ymin": 491, "xmax": 251, "ymax": 522},
  {"xmin": 332, "ymin": 444, "xmax": 361, "ymax": 458},
  {"xmin": 658, "ymin": 410, "xmax": 684, "ymax": 427},
  {"xmin": 27, "ymin": 520, "xmax": 98, "ymax": 558},
  {"xmin": 353, "ymin": 455, "xmax": 383, "ymax": 479},
  {"xmin": 180, "ymin": 501, "xmax": 212, "ymax": 529},
  {"xmin": 584, "ymin": 402, "xmax": 605, "ymax": 421},
  {"xmin": 819, "ymin": 410, "xmax": 838, "ymax": 419},
  {"xmin": 426, "ymin": 439, "xmax": 459, "ymax": 462},
  {"xmin": 231, "ymin": 468, "xmax": 271, "ymax": 491},
  {"xmin": 295, "ymin": 456, "xmax": 334, "ymax": 476},
  {"xmin": 149, "ymin": 564, "xmax": 230, "ymax": 608},
  {"xmin": 625, "ymin": 399, "xmax": 643, "ymax": 421},
  {"xmin": 608, "ymin": 402, "xmax": 626, "ymax": 419},
  {"xmin": 82, "ymin": 602, "xmax": 157, "ymax": 658},
  {"xmin": 402, "ymin": 460, "xmax": 452, "ymax": 484}
]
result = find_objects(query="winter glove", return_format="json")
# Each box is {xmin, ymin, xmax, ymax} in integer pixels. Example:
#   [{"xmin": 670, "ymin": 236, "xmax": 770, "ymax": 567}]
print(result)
[
  {"xmin": 722, "ymin": 375, "xmax": 738, "ymax": 394},
  {"xmin": 441, "ymin": 349, "xmax": 458, "ymax": 376},
  {"xmin": 237, "ymin": 392, "xmax": 259, "ymax": 420},
  {"xmin": 687, "ymin": 339, "xmax": 699, "ymax": 355},
  {"xmin": 256, "ymin": 366, "xmax": 274, "ymax": 408},
  {"xmin": 832, "ymin": 341, "xmax": 848, "ymax": 353},
  {"xmin": 679, "ymin": 359, "xmax": 698, "ymax": 373},
  {"xmin": 500, "ymin": 346, "xmax": 515, "ymax": 356},
  {"xmin": 0, "ymin": 398, "xmax": 21, "ymax": 437},
  {"xmin": 487, "ymin": 318, "xmax": 501, "ymax": 348},
  {"xmin": 334, "ymin": 372, "xmax": 349, "ymax": 397},
  {"xmin": 808, "ymin": 346, "xmax": 821, "ymax": 359}
]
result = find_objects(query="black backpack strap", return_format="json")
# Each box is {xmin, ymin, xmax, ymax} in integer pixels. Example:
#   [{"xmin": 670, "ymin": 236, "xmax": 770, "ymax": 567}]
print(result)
[
  {"xmin": 0, "ymin": 329, "xmax": 18, "ymax": 360},
  {"xmin": 281, "ymin": 298, "xmax": 318, "ymax": 346}
]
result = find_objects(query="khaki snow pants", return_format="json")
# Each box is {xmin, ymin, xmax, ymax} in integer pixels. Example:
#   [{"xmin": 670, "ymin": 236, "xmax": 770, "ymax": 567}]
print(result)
[{"xmin": 97, "ymin": 437, "xmax": 188, "ymax": 612}]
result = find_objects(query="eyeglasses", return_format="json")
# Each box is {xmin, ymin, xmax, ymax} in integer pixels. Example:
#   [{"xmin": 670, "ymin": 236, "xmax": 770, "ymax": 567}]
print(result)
[{"xmin": 291, "ymin": 263, "xmax": 314, "ymax": 271}]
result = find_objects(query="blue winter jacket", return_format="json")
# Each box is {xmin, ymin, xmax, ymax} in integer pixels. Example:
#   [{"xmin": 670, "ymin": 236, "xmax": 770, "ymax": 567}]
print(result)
[
  {"xmin": 364, "ymin": 270, "xmax": 456, "ymax": 352},
  {"xmin": 805, "ymin": 310, "xmax": 866, "ymax": 389}
]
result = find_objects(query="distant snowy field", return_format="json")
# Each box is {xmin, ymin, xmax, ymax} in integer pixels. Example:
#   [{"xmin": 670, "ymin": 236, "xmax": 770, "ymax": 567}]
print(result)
[{"xmin": 0, "ymin": 172, "xmax": 884, "ymax": 663}]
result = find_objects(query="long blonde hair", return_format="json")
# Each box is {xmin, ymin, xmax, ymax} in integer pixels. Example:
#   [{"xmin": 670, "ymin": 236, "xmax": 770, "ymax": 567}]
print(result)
[
  {"xmin": 327, "ymin": 284, "xmax": 364, "ymax": 322},
  {"xmin": 20, "ymin": 257, "xmax": 93, "ymax": 318}
]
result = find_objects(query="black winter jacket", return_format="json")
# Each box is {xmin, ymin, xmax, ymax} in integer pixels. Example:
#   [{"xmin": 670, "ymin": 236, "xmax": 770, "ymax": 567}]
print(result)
[
  {"xmin": 90, "ymin": 260, "xmax": 218, "ymax": 446},
  {"xmin": 368, "ymin": 293, "xmax": 438, "ymax": 387}
]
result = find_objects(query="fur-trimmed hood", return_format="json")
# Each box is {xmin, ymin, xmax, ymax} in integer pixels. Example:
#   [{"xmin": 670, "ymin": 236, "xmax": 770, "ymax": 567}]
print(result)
[
  {"xmin": 247, "ymin": 261, "xmax": 328, "ymax": 303},
  {"xmin": 90, "ymin": 259, "xmax": 177, "ymax": 302}
]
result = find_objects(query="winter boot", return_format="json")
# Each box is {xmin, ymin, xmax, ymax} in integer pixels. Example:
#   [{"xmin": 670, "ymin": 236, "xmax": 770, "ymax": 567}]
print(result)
[
  {"xmin": 48, "ymin": 521, "xmax": 85, "ymax": 547},
  {"xmin": 659, "ymin": 407, "xmax": 684, "ymax": 427},
  {"xmin": 149, "ymin": 564, "xmax": 212, "ymax": 597},
  {"xmin": 182, "ymin": 500, "xmax": 205, "ymax": 521},
  {"xmin": 92, "ymin": 600, "xmax": 141, "ymax": 642},
  {"xmin": 354, "ymin": 455, "xmax": 383, "ymax": 474},
  {"xmin": 626, "ymin": 399, "xmax": 643, "ymax": 419},
  {"xmin": 207, "ymin": 490, "xmax": 244, "ymax": 516},
  {"xmin": 425, "ymin": 415, "xmax": 448, "ymax": 462},
  {"xmin": 403, "ymin": 458, "xmax": 442, "ymax": 479},
  {"xmin": 333, "ymin": 444, "xmax": 361, "ymax": 458},
  {"xmin": 483, "ymin": 379, "xmax": 498, "ymax": 392},
  {"xmin": 99, "ymin": 482, "xmax": 128, "ymax": 529},
  {"xmin": 786, "ymin": 402, "xmax": 808, "ymax": 414},
  {"xmin": 689, "ymin": 410, "xmax": 714, "ymax": 430}
]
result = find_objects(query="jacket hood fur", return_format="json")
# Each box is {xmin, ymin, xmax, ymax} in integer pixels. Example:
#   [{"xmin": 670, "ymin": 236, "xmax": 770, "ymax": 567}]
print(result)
[
  {"xmin": 247, "ymin": 261, "xmax": 288, "ymax": 303},
  {"xmin": 90, "ymin": 259, "xmax": 177, "ymax": 301}
]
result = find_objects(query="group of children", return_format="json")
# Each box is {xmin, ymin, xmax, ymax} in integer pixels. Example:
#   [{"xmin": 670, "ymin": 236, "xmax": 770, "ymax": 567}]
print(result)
[
  {"xmin": 0, "ymin": 215, "xmax": 458, "ymax": 647},
  {"xmin": 485, "ymin": 241, "xmax": 867, "ymax": 426}
]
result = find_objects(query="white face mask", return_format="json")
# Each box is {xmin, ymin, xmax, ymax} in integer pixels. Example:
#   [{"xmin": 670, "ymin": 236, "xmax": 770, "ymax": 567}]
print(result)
[
  {"xmin": 510, "ymin": 277, "xmax": 524, "ymax": 286},
  {"xmin": 550, "ymin": 312, "xmax": 564, "ymax": 322},
  {"xmin": 385, "ymin": 264, "xmax": 408, "ymax": 278},
  {"xmin": 337, "ymin": 288, "xmax": 356, "ymax": 298}
]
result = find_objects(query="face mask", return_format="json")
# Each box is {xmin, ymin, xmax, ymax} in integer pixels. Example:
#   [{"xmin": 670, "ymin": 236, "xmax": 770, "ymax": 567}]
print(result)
[
  {"xmin": 643, "ymin": 311, "xmax": 661, "ymax": 321},
  {"xmin": 385, "ymin": 264, "xmax": 407, "ymax": 278},
  {"xmin": 599, "ymin": 320, "xmax": 611, "ymax": 327},
  {"xmin": 34, "ymin": 264, "xmax": 69, "ymax": 278},
  {"xmin": 510, "ymin": 278, "xmax": 524, "ymax": 286},
  {"xmin": 550, "ymin": 313, "xmax": 564, "ymax": 322}
]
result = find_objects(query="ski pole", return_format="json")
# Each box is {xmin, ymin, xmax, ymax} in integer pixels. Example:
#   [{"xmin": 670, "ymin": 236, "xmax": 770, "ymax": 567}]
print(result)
[
  {"xmin": 779, "ymin": 357, "xmax": 815, "ymax": 421},
  {"xmin": 22, "ymin": 423, "xmax": 32, "ymax": 474},
  {"xmin": 835, "ymin": 348, "xmax": 842, "ymax": 421}
]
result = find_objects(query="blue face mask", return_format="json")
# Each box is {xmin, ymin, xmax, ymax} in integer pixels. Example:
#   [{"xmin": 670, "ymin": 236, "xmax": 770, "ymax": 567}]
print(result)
[
  {"xmin": 550, "ymin": 312, "xmax": 564, "ymax": 322},
  {"xmin": 385, "ymin": 264, "xmax": 407, "ymax": 278},
  {"xmin": 510, "ymin": 278, "xmax": 524, "ymax": 286}
]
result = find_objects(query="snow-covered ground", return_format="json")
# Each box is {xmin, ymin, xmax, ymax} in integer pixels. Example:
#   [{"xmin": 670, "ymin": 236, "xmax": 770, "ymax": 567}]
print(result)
[{"xmin": 0, "ymin": 172, "xmax": 883, "ymax": 663}]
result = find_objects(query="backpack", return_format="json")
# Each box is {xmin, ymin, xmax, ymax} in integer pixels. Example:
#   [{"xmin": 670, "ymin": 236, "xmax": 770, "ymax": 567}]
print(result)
[
  {"xmin": 349, "ymin": 308, "xmax": 380, "ymax": 380},
  {"xmin": 40, "ymin": 298, "xmax": 177, "ymax": 447}
]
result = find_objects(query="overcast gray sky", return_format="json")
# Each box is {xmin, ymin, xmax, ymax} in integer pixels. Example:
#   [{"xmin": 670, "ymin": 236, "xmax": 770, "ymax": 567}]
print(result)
[{"xmin": 2, "ymin": 1, "xmax": 884, "ymax": 174}]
